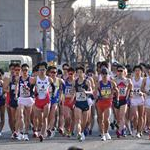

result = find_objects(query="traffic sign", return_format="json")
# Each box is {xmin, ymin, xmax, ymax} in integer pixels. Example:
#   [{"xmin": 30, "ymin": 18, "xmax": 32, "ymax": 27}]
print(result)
[
  {"xmin": 47, "ymin": 50, "xmax": 57, "ymax": 61},
  {"xmin": 40, "ymin": 6, "xmax": 51, "ymax": 17},
  {"xmin": 40, "ymin": 19, "xmax": 51, "ymax": 30}
]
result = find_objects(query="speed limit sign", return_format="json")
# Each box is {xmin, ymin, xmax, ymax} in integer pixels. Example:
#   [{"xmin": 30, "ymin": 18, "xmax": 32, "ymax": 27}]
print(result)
[{"xmin": 40, "ymin": 6, "xmax": 51, "ymax": 17}]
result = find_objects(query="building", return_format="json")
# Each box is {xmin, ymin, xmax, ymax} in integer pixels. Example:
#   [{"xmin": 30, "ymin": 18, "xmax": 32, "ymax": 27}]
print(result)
[{"xmin": 0, "ymin": 0, "xmax": 76, "ymax": 51}]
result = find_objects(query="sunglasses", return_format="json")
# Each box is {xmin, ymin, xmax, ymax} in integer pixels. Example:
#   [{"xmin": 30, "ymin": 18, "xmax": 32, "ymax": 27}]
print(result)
[
  {"xmin": 102, "ymin": 73, "xmax": 108, "ymax": 75},
  {"xmin": 22, "ymin": 69, "xmax": 28, "ymax": 72},
  {"xmin": 15, "ymin": 69, "xmax": 21, "ymax": 71},
  {"xmin": 50, "ymin": 71, "xmax": 57, "ymax": 74},
  {"xmin": 118, "ymin": 70, "xmax": 123, "ymax": 72},
  {"xmin": 39, "ymin": 69, "xmax": 46, "ymax": 72}
]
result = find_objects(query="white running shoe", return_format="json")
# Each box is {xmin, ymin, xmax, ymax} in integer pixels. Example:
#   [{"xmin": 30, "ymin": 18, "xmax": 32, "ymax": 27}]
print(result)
[
  {"xmin": 132, "ymin": 130, "xmax": 137, "ymax": 137},
  {"xmin": 101, "ymin": 135, "xmax": 106, "ymax": 141},
  {"xmin": 0, "ymin": 132, "xmax": 2, "ymax": 137},
  {"xmin": 24, "ymin": 134, "xmax": 29, "ymax": 141},
  {"xmin": 81, "ymin": 133, "xmax": 85, "ymax": 141},
  {"xmin": 50, "ymin": 130, "xmax": 55, "ymax": 138},
  {"xmin": 11, "ymin": 132, "xmax": 18, "ymax": 139},
  {"xmin": 77, "ymin": 134, "xmax": 83, "ymax": 142},
  {"xmin": 17, "ymin": 133, "xmax": 24, "ymax": 141},
  {"xmin": 105, "ymin": 133, "xmax": 111, "ymax": 140},
  {"xmin": 136, "ymin": 133, "xmax": 141, "ymax": 138}
]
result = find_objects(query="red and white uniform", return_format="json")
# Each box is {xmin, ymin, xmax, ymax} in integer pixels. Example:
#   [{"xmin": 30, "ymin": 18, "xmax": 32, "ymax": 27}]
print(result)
[{"xmin": 35, "ymin": 76, "xmax": 50, "ymax": 109}]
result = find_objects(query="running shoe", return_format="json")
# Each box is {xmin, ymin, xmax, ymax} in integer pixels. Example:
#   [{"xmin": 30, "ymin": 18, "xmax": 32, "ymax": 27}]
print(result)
[
  {"xmin": 105, "ymin": 133, "xmax": 111, "ymax": 140},
  {"xmin": 24, "ymin": 134, "xmax": 29, "ymax": 141},
  {"xmin": 47, "ymin": 129, "xmax": 55, "ymax": 138},
  {"xmin": 81, "ymin": 132, "xmax": 85, "ymax": 141},
  {"xmin": 140, "ymin": 132, "xmax": 143, "ymax": 137},
  {"xmin": 64, "ymin": 130, "xmax": 72, "ymax": 138},
  {"xmin": 122, "ymin": 128, "xmax": 127, "ymax": 137},
  {"xmin": 39, "ymin": 135, "xmax": 43, "ymax": 142},
  {"xmin": 58, "ymin": 128, "xmax": 64, "ymax": 136},
  {"xmin": 71, "ymin": 131, "xmax": 75, "ymax": 136},
  {"xmin": 132, "ymin": 130, "xmax": 137, "ymax": 137},
  {"xmin": 33, "ymin": 131, "xmax": 38, "ymax": 138},
  {"xmin": 47, "ymin": 129, "xmax": 52, "ymax": 137},
  {"xmin": 84, "ymin": 128, "xmax": 89, "ymax": 136},
  {"xmin": 136, "ymin": 133, "xmax": 141, "ymax": 138},
  {"xmin": 11, "ymin": 132, "xmax": 18, "ymax": 139},
  {"xmin": 101, "ymin": 135, "xmax": 106, "ymax": 141},
  {"xmin": 116, "ymin": 130, "xmax": 121, "ymax": 138},
  {"xmin": 89, "ymin": 130, "xmax": 92, "ymax": 135},
  {"xmin": 77, "ymin": 134, "xmax": 82, "ymax": 142},
  {"xmin": 17, "ymin": 133, "xmax": 24, "ymax": 141}
]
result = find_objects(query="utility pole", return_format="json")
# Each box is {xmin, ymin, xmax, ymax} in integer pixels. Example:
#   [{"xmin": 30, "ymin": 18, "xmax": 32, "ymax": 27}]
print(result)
[
  {"xmin": 91, "ymin": 0, "xmax": 96, "ymax": 15},
  {"xmin": 50, "ymin": 0, "xmax": 55, "ymax": 51},
  {"xmin": 42, "ymin": 0, "xmax": 49, "ymax": 62},
  {"xmin": 24, "ymin": 0, "xmax": 29, "ymax": 48}
]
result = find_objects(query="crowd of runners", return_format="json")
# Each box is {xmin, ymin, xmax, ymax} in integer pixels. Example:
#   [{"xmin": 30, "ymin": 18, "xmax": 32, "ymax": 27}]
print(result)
[{"xmin": 0, "ymin": 61, "xmax": 150, "ymax": 142}]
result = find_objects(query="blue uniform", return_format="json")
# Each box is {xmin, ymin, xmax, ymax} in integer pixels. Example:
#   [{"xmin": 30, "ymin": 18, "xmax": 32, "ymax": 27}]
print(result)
[
  {"xmin": 75, "ymin": 79, "xmax": 89, "ymax": 111},
  {"xmin": 9, "ymin": 76, "xmax": 18, "ymax": 108},
  {"xmin": 18, "ymin": 76, "xmax": 33, "ymax": 98},
  {"xmin": 98, "ymin": 81, "xmax": 112, "ymax": 100},
  {"xmin": 51, "ymin": 78, "xmax": 60, "ymax": 105},
  {"xmin": 0, "ymin": 83, "xmax": 5, "ymax": 106},
  {"xmin": 64, "ymin": 79, "xmax": 73, "ymax": 95}
]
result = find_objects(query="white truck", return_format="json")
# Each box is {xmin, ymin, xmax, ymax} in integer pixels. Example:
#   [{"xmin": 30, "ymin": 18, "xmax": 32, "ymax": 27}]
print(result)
[{"xmin": 0, "ymin": 55, "xmax": 32, "ymax": 76}]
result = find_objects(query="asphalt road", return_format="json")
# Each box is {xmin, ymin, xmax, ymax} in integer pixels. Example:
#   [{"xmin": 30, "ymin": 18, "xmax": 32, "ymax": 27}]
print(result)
[{"xmin": 0, "ymin": 113, "xmax": 150, "ymax": 150}]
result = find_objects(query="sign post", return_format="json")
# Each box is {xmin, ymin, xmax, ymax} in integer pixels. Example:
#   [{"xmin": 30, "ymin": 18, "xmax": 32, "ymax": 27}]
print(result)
[
  {"xmin": 40, "ymin": 6, "xmax": 51, "ymax": 17},
  {"xmin": 39, "ymin": 5, "xmax": 51, "ymax": 62},
  {"xmin": 40, "ymin": 19, "xmax": 51, "ymax": 30}
]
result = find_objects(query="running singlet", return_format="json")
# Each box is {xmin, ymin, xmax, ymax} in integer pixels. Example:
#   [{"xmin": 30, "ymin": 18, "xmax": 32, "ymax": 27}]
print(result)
[
  {"xmin": 0, "ymin": 81, "xmax": 5, "ymax": 106},
  {"xmin": 36, "ymin": 76, "xmax": 50, "ymax": 99},
  {"xmin": 9, "ymin": 76, "xmax": 18, "ymax": 108},
  {"xmin": 9, "ymin": 76, "xmax": 16, "ymax": 100},
  {"xmin": 18, "ymin": 76, "xmax": 33, "ymax": 98},
  {"xmin": 65, "ymin": 79, "xmax": 73, "ymax": 97},
  {"xmin": 54, "ymin": 78, "xmax": 60, "ymax": 99},
  {"xmin": 50, "ymin": 78, "xmax": 60, "ymax": 104},
  {"xmin": 132, "ymin": 77, "xmax": 143, "ymax": 97},
  {"xmin": 115, "ymin": 78, "xmax": 129, "ymax": 101},
  {"xmin": 98, "ymin": 80, "xmax": 112, "ymax": 100},
  {"xmin": 145, "ymin": 77, "xmax": 150, "ymax": 96},
  {"xmin": 0, "ymin": 83, "xmax": 2, "ymax": 96},
  {"xmin": 75, "ymin": 79, "xmax": 88, "ymax": 102}
]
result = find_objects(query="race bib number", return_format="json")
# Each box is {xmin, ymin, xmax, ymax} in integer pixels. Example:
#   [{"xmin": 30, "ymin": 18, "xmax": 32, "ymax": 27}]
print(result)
[
  {"xmin": 119, "ymin": 88, "xmax": 126, "ymax": 96},
  {"xmin": 101, "ymin": 89, "xmax": 111, "ymax": 98},
  {"xmin": 20, "ymin": 85, "xmax": 30, "ymax": 97},
  {"xmin": 11, "ymin": 84, "xmax": 16, "ymax": 90},
  {"xmin": 133, "ymin": 89, "xmax": 140, "ymax": 95},
  {"xmin": 65, "ymin": 87, "xmax": 72, "ymax": 95},
  {"xmin": 38, "ymin": 85, "xmax": 47, "ymax": 99},
  {"xmin": 76, "ymin": 92, "xmax": 86, "ymax": 101}
]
